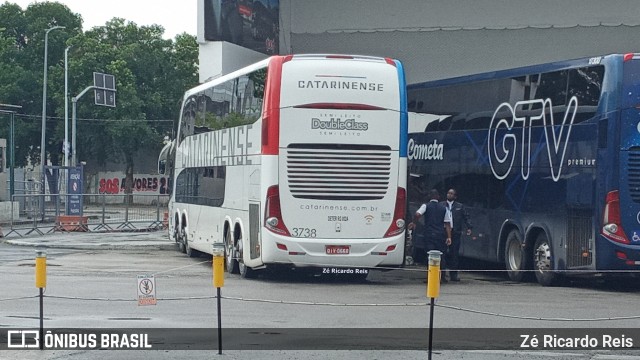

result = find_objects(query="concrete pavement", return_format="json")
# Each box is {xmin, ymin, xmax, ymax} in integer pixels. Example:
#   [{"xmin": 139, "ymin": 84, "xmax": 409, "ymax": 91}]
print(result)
[{"xmin": 0, "ymin": 230, "xmax": 176, "ymax": 251}]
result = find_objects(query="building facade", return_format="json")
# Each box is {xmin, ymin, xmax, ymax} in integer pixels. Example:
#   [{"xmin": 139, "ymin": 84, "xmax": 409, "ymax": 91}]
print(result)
[{"xmin": 199, "ymin": 0, "xmax": 640, "ymax": 83}]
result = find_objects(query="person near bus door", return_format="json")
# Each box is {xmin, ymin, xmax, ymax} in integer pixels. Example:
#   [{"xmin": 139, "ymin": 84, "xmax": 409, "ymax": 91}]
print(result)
[
  {"xmin": 441, "ymin": 188, "xmax": 473, "ymax": 282},
  {"xmin": 407, "ymin": 189, "xmax": 452, "ymax": 282}
]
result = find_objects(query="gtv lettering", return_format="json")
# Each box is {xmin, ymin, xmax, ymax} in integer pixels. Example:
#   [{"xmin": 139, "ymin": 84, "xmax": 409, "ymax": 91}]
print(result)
[{"xmin": 488, "ymin": 97, "xmax": 578, "ymax": 182}]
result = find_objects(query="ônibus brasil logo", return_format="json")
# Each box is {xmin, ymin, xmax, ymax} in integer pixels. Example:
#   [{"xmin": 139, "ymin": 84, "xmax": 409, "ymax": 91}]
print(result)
[{"xmin": 6, "ymin": 330, "xmax": 152, "ymax": 349}]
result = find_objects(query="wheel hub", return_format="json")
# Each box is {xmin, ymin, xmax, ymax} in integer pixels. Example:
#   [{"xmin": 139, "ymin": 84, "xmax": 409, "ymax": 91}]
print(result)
[
  {"xmin": 507, "ymin": 241, "xmax": 522, "ymax": 270},
  {"xmin": 535, "ymin": 242, "xmax": 551, "ymax": 271}
]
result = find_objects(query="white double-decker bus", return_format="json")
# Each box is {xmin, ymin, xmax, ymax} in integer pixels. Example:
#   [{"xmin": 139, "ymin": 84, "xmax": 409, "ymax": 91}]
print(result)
[{"xmin": 166, "ymin": 54, "xmax": 408, "ymax": 277}]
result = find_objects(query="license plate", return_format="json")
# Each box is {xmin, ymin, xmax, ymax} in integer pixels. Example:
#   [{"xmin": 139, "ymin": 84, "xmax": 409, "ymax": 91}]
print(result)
[{"xmin": 325, "ymin": 245, "xmax": 350, "ymax": 255}]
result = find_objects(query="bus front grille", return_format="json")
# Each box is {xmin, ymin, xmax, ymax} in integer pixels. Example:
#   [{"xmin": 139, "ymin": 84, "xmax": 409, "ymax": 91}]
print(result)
[
  {"xmin": 286, "ymin": 144, "xmax": 392, "ymax": 200},
  {"xmin": 628, "ymin": 149, "xmax": 640, "ymax": 202}
]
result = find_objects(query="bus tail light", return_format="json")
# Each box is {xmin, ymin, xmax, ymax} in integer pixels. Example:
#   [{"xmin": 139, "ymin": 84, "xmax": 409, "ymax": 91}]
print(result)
[
  {"xmin": 265, "ymin": 185, "xmax": 291, "ymax": 236},
  {"xmin": 326, "ymin": 55, "xmax": 354, "ymax": 59},
  {"xmin": 601, "ymin": 190, "xmax": 630, "ymax": 244},
  {"xmin": 372, "ymin": 245, "xmax": 397, "ymax": 256},
  {"xmin": 616, "ymin": 251, "xmax": 627, "ymax": 259},
  {"xmin": 384, "ymin": 187, "xmax": 406, "ymax": 237}
]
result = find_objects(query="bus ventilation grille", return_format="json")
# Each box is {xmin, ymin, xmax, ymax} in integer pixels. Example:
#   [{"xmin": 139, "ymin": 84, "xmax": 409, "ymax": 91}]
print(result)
[
  {"xmin": 285, "ymin": 144, "xmax": 392, "ymax": 201},
  {"xmin": 628, "ymin": 149, "xmax": 640, "ymax": 203},
  {"xmin": 566, "ymin": 208, "xmax": 593, "ymax": 268}
]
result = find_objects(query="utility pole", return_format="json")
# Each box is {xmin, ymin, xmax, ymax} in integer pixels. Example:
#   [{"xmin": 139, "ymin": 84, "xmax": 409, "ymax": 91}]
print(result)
[
  {"xmin": 40, "ymin": 25, "xmax": 65, "ymax": 219},
  {"xmin": 64, "ymin": 46, "xmax": 71, "ymax": 167}
]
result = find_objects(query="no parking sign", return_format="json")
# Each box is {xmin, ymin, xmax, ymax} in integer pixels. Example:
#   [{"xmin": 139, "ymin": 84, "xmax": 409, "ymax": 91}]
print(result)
[{"xmin": 137, "ymin": 274, "xmax": 157, "ymax": 306}]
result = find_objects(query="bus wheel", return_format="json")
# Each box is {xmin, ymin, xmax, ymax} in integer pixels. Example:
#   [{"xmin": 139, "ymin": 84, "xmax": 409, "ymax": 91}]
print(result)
[
  {"xmin": 505, "ymin": 230, "xmax": 528, "ymax": 282},
  {"xmin": 533, "ymin": 233, "xmax": 557, "ymax": 286},
  {"xmin": 184, "ymin": 231, "xmax": 199, "ymax": 258},
  {"xmin": 225, "ymin": 227, "xmax": 239, "ymax": 274},
  {"xmin": 350, "ymin": 273, "xmax": 369, "ymax": 283},
  {"xmin": 239, "ymin": 262, "xmax": 255, "ymax": 279},
  {"xmin": 237, "ymin": 239, "xmax": 255, "ymax": 279},
  {"xmin": 177, "ymin": 227, "xmax": 186, "ymax": 253}
]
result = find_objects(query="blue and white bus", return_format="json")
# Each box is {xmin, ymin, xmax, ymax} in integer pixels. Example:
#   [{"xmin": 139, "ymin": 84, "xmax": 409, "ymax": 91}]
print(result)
[
  {"xmin": 167, "ymin": 54, "xmax": 408, "ymax": 278},
  {"xmin": 407, "ymin": 53, "xmax": 640, "ymax": 286}
]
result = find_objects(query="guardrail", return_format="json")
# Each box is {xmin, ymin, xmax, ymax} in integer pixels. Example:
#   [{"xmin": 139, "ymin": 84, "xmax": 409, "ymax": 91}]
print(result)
[{"xmin": 1, "ymin": 193, "xmax": 170, "ymax": 237}]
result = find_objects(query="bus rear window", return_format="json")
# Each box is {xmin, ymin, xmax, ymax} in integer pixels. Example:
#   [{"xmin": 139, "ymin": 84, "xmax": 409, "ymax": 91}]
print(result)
[
  {"xmin": 409, "ymin": 65, "xmax": 604, "ymax": 132},
  {"xmin": 622, "ymin": 59, "xmax": 640, "ymax": 109}
]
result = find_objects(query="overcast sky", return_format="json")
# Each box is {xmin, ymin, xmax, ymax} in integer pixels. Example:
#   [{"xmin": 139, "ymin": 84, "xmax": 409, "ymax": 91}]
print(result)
[{"xmin": 11, "ymin": 0, "xmax": 197, "ymax": 39}]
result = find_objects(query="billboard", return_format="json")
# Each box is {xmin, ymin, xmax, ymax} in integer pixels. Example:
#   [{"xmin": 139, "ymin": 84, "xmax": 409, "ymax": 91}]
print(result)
[{"xmin": 203, "ymin": 0, "xmax": 279, "ymax": 55}]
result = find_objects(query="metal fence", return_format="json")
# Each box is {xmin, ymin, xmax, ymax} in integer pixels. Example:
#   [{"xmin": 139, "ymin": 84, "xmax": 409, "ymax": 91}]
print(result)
[{"xmin": 1, "ymin": 193, "xmax": 170, "ymax": 237}]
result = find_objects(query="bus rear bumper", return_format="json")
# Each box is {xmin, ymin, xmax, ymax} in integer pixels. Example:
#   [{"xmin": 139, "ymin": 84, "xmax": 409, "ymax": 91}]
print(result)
[
  {"xmin": 260, "ymin": 233, "xmax": 405, "ymax": 268},
  {"xmin": 596, "ymin": 235, "xmax": 640, "ymax": 270}
]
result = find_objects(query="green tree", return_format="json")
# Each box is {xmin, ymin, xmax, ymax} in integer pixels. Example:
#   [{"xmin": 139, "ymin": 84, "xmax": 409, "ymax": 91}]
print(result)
[
  {"xmin": 0, "ymin": 1, "xmax": 80, "ymax": 171},
  {"xmin": 56, "ymin": 18, "xmax": 198, "ymax": 197},
  {"xmin": 0, "ymin": 2, "xmax": 198, "ymax": 196}
]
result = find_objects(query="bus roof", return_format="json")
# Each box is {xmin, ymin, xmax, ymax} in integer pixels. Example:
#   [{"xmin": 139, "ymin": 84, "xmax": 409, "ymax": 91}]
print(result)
[
  {"xmin": 184, "ymin": 57, "xmax": 272, "ymax": 99},
  {"xmin": 408, "ymin": 53, "xmax": 630, "ymax": 90},
  {"xmin": 186, "ymin": 54, "xmax": 398, "ymax": 99}
]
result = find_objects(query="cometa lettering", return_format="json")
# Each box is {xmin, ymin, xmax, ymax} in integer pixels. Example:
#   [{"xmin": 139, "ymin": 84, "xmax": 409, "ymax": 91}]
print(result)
[
  {"xmin": 298, "ymin": 80, "xmax": 384, "ymax": 92},
  {"xmin": 407, "ymin": 138, "xmax": 444, "ymax": 160}
]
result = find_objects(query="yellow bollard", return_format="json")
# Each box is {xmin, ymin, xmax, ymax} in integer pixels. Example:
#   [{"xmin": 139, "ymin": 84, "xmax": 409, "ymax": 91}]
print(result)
[
  {"xmin": 213, "ymin": 243, "xmax": 225, "ymax": 288},
  {"xmin": 426, "ymin": 250, "xmax": 442, "ymax": 299},
  {"xmin": 35, "ymin": 250, "xmax": 47, "ymax": 289},
  {"xmin": 426, "ymin": 249, "xmax": 442, "ymax": 360},
  {"xmin": 212, "ymin": 242, "xmax": 225, "ymax": 354},
  {"xmin": 36, "ymin": 250, "xmax": 47, "ymax": 350}
]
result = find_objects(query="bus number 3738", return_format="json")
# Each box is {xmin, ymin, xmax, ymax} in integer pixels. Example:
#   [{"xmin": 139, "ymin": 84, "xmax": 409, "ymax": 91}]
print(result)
[{"xmin": 292, "ymin": 228, "xmax": 317, "ymax": 238}]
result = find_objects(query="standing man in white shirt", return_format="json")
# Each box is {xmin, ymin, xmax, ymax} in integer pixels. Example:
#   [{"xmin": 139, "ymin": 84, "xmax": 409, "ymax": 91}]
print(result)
[{"xmin": 408, "ymin": 189, "xmax": 452, "ymax": 281}]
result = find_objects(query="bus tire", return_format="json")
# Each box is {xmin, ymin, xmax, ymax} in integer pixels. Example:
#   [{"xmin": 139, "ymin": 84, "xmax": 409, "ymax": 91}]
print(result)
[
  {"xmin": 225, "ymin": 227, "xmax": 239, "ymax": 274},
  {"xmin": 351, "ymin": 273, "xmax": 369, "ymax": 283},
  {"xmin": 238, "ymin": 250, "xmax": 256, "ymax": 279},
  {"xmin": 533, "ymin": 233, "xmax": 558, "ymax": 286},
  {"xmin": 229, "ymin": 230, "xmax": 255, "ymax": 279},
  {"xmin": 177, "ymin": 227, "xmax": 186, "ymax": 253},
  {"xmin": 184, "ymin": 231, "xmax": 200, "ymax": 258},
  {"xmin": 505, "ymin": 230, "xmax": 528, "ymax": 282},
  {"xmin": 239, "ymin": 261, "xmax": 255, "ymax": 278}
]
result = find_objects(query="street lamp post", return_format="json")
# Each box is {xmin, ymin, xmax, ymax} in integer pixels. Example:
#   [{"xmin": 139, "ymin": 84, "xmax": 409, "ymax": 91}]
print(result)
[
  {"xmin": 71, "ymin": 85, "xmax": 97, "ymax": 167},
  {"xmin": 64, "ymin": 46, "xmax": 71, "ymax": 167},
  {"xmin": 40, "ymin": 25, "xmax": 64, "ymax": 191},
  {"xmin": 40, "ymin": 25, "xmax": 64, "ymax": 220}
]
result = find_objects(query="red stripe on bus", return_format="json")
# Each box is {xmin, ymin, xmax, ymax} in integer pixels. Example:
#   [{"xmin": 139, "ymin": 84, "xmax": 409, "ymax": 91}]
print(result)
[{"xmin": 262, "ymin": 56, "xmax": 285, "ymax": 155}]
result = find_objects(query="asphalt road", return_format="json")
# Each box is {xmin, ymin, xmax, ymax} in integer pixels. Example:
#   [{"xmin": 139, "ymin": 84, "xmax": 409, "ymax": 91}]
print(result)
[{"xmin": 1, "ymin": 233, "xmax": 639, "ymax": 359}]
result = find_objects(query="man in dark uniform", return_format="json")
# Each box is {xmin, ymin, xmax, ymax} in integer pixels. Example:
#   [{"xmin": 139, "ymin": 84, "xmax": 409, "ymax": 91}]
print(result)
[
  {"xmin": 441, "ymin": 188, "xmax": 473, "ymax": 282},
  {"xmin": 408, "ymin": 189, "xmax": 452, "ymax": 281}
]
